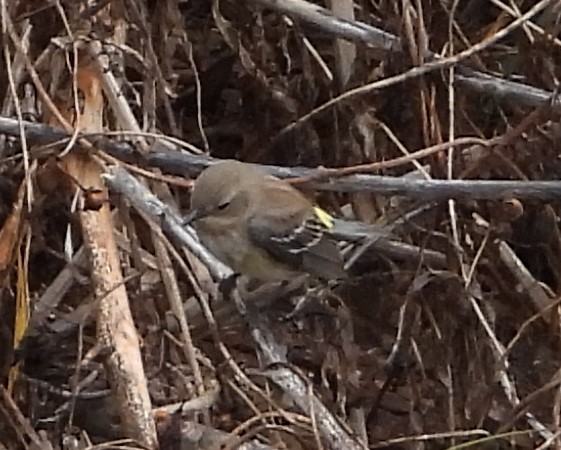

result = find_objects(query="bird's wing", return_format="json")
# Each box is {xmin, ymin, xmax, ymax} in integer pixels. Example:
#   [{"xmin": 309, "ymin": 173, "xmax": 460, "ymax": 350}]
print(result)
[{"xmin": 247, "ymin": 182, "xmax": 346, "ymax": 279}]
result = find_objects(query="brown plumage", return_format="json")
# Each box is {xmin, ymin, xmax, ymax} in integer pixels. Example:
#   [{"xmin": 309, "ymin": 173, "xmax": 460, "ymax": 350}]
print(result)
[{"xmin": 186, "ymin": 160, "xmax": 345, "ymax": 282}]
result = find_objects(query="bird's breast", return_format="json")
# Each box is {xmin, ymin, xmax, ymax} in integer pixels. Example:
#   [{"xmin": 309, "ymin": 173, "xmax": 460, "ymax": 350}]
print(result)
[
  {"xmin": 194, "ymin": 218, "xmax": 300, "ymax": 282},
  {"xmin": 194, "ymin": 219, "xmax": 245, "ymax": 268}
]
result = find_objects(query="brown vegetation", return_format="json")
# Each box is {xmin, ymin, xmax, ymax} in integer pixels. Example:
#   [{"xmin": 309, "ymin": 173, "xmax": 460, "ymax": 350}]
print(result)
[{"xmin": 1, "ymin": 0, "xmax": 561, "ymax": 449}]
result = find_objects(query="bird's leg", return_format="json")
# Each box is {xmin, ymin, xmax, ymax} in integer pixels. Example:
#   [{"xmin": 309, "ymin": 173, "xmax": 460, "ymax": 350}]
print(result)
[
  {"xmin": 284, "ymin": 274, "xmax": 350, "ymax": 321},
  {"xmin": 283, "ymin": 278, "xmax": 333, "ymax": 320},
  {"xmin": 217, "ymin": 273, "xmax": 241, "ymax": 299},
  {"xmin": 235, "ymin": 274, "xmax": 308, "ymax": 310},
  {"xmin": 217, "ymin": 273, "xmax": 251, "ymax": 317}
]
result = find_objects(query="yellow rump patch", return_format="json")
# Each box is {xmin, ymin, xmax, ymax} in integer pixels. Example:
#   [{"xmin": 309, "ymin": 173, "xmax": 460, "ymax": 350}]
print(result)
[{"xmin": 313, "ymin": 206, "xmax": 334, "ymax": 229}]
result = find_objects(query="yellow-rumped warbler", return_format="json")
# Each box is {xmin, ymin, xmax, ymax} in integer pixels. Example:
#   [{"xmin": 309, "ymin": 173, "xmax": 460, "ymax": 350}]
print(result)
[{"xmin": 183, "ymin": 160, "xmax": 346, "ymax": 282}]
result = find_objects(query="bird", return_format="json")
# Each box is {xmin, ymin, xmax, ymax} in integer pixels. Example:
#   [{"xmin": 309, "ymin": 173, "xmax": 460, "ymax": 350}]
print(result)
[{"xmin": 183, "ymin": 160, "xmax": 346, "ymax": 283}]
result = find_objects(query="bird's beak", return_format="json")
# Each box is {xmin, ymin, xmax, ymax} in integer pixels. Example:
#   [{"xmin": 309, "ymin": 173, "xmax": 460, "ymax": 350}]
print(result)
[{"xmin": 182, "ymin": 209, "xmax": 200, "ymax": 226}]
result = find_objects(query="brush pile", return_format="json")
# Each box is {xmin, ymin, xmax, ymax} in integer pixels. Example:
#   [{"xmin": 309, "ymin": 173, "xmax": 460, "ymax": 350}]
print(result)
[{"xmin": 1, "ymin": 1, "xmax": 561, "ymax": 449}]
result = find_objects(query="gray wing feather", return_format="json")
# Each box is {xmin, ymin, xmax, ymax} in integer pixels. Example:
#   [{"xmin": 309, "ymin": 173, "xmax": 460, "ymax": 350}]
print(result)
[{"xmin": 248, "ymin": 215, "xmax": 346, "ymax": 280}]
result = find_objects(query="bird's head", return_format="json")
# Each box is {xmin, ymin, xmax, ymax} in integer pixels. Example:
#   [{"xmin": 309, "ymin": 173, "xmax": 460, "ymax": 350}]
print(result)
[{"xmin": 183, "ymin": 160, "xmax": 264, "ymax": 225}]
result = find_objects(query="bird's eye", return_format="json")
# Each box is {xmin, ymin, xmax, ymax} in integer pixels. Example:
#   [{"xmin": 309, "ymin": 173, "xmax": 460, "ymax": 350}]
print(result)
[{"xmin": 217, "ymin": 201, "xmax": 230, "ymax": 211}]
